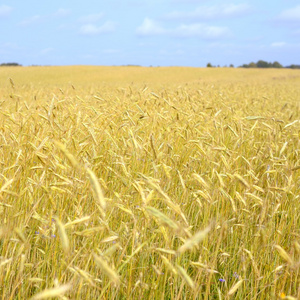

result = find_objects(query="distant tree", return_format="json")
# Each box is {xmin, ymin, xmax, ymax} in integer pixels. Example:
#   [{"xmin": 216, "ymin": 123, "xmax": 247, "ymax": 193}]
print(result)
[
  {"xmin": 206, "ymin": 63, "xmax": 213, "ymax": 68},
  {"xmin": 271, "ymin": 61, "xmax": 283, "ymax": 68},
  {"xmin": 0, "ymin": 62, "xmax": 22, "ymax": 66},
  {"xmin": 240, "ymin": 60, "xmax": 298, "ymax": 69},
  {"xmin": 286, "ymin": 64, "xmax": 300, "ymax": 69},
  {"xmin": 240, "ymin": 62, "xmax": 256, "ymax": 68},
  {"xmin": 229, "ymin": 64, "xmax": 234, "ymax": 68},
  {"xmin": 256, "ymin": 60, "xmax": 270, "ymax": 68}
]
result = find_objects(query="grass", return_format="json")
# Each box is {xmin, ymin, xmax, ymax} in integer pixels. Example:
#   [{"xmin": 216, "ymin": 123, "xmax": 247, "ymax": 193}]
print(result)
[{"xmin": 0, "ymin": 66, "xmax": 300, "ymax": 299}]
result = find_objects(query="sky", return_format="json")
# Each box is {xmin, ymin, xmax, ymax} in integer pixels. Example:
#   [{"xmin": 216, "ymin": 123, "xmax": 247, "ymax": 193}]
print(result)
[{"xmin": 0, "ymin": 0, "xmax": 300, "ymax": 67}]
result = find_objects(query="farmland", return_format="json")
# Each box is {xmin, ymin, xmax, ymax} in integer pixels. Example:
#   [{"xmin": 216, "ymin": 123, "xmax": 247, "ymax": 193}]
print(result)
[{"xmin": 0, "ymin": 66, "xmax": 300, "ymax": 299}]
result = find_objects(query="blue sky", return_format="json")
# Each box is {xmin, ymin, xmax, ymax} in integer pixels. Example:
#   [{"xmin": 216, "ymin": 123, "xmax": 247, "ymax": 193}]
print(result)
[{"xmin": 0, "ymin": 0, "xmax": 299, "ymax": 67}]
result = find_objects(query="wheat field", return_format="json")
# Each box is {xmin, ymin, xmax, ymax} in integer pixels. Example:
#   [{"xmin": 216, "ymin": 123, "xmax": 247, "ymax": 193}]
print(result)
[{"xmin": 0, "ymin": 66, "xmax": 300, "ymax": 299}]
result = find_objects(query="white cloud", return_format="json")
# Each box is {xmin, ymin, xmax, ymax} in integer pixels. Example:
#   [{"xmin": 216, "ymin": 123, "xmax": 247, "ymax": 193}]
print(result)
[
  {"xmin": 18, "ymin": 9, "xmax": 70, "ymax": 26},
  {"xmin": 54, "ymin": 8, "xmax": 71, "ymax": 17},
  {"xmin": 19, "ymin": 15, "xmax": 42, "ymax": 26},
  {"xmin": 79, "ymin": 21, "xmax": 116, "ymax": 36},
  {"xmin": 79, "ymin": 13, "xmax": 104, "ymax": 23},
  {"xmin": 136, "ymin": 18, "xmax": 167, "ymax": 36},
  {"xmin": 165, "ymin": 3, "xmax": 251, "ymax": 20},
  {"xmin": 223, "ymin": 3, "xmax": 251, "ymax": 16},
  {"xmin": 271, "ymin": 42, "xmax": 286, "ymax": 47},
  {"xmin": 136, "ymin": 18, "xmax": 231, "ymax": 40},
  {"xmin": 174, "ymin": 23, "xmax": 231, "ymax": 39},
  {"xmin": 278, "ymin": 5, "xmax": 300, "ymax": 22},
  {"xmin": 0, "ymin": 5, "xmax": 13, "ymax": 17}
]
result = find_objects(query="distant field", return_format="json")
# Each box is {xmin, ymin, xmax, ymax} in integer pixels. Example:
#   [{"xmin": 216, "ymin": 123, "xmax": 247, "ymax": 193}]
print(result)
[{"xmin": 0, "ymin": 66, "xmax": 300, "ymax": 299}]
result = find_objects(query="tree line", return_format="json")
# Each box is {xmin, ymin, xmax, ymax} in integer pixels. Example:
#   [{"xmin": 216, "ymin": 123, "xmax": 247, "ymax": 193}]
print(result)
[
  {"xmin": 1, "ymin": 61, "xmax": 299, "ymax": 69},
  {"xmin": 207, "ymin": 60, "xmax": 300, "ymax": 69},
  {"xmin": 0, "ymin": 62, "xmax": 22, "ymax": 66}
]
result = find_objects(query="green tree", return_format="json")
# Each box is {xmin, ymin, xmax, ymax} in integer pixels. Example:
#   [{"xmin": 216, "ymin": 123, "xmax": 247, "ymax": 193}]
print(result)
[
  {"xmin": 272, "ymin": 61, "xmax": 283, "ymax": 68},
  {"xmin": 248, "ymin": 62, "xmax": 257, "ymax": 68},
  {"xmin": 288, "ymin": 64, "xmax": 300, "ymax": 69},
  {"xmin": 256, "ymin": 60, "xmax": 270, "ymax": 68},
  {"xmin": 0, "ymin": 62, "xmax": 22, "ymax": 66}
]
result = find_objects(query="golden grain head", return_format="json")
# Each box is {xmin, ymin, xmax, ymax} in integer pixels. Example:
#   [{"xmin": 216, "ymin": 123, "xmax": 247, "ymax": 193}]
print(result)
[
  {"xmin": 93, "ymin": 253, "xmax": 120, "ymax": 285},
  {"xmin": 177, "ymin": 224, "xmax": 211, "ymax": 254},
  {"xmin": 30, "ymin": 284, "xmax": 71, "ymax": 300},
  {"xmin": 54, "ymin": 216, "xmax": 70, "ymax": 254},
  {"xmin": 227, "ymin": 279, "xmax": 244, "ymax": 296}
]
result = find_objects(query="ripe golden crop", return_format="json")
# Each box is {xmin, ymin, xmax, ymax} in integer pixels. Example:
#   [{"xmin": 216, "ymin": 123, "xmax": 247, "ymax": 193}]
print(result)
[{"xmin": 0, "ymin": 66, "xmax": 300, "ymax": 299}]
